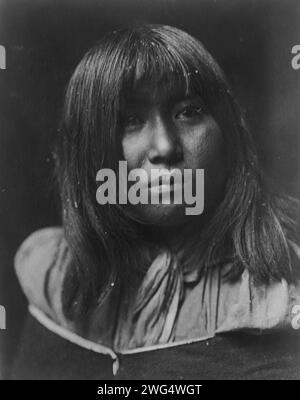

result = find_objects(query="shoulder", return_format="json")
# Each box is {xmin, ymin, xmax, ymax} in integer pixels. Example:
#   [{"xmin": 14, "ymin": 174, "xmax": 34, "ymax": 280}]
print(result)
[
  {"xmin": 14, "ymin": 227, "xmax": 71, "ymax": 326},
  {"xmin": 216, "ymin": 265, "xmax": 300, "ymax": 334}
]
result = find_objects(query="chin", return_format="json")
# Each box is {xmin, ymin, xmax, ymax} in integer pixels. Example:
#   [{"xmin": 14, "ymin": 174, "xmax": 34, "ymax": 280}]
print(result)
[{"xmin": 136, "ymin": 203, "xmax": 189, "ymax": 227}]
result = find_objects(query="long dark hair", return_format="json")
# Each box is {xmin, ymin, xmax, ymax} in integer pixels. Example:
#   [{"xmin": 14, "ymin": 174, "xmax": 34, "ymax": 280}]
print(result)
[{"xmin": 56, "ymin": 23, "xmax": 300, "ymax": 323}]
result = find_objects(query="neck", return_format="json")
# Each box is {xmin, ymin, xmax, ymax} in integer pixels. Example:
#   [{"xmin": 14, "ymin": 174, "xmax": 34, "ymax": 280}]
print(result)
[{"xmin": 143, "ymin": 213, "xmax": 209, "ymax": 254}]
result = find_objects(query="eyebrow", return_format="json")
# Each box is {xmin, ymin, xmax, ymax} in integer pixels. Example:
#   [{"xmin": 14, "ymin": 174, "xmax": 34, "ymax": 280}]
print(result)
[{"xmin": 123, "ymin": 89, "xmax": 199, "ymax": 109}]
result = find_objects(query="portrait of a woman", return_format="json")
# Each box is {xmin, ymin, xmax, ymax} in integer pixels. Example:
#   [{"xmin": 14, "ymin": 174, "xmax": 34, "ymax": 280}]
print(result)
[{"xmin": 11, "ymin": 23, "xmax": 300, "ymax": 380}]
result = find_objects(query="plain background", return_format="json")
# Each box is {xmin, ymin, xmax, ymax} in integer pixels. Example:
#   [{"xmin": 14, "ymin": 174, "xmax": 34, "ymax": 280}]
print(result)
[{"xmin": 0, "ymin": 0, "xmax": 300, "ymax": 378}]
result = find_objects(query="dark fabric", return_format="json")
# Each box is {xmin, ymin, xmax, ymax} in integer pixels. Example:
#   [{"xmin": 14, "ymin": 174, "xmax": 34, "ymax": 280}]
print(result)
[
  {"xmin": 11, "ymin": 313, "xmax": 114, "ymax": 380},
  {"xmin": 118, "ymin": 332, "xmax": 300, "ymax": 380},
  {"xmin": 11, "ymin": 313, "xmax": 300, "ymax": 380}
]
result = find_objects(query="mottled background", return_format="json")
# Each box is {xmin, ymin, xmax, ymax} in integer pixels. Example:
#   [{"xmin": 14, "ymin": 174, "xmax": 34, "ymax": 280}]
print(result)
[{"xmin": 0, "ymin": 0, "xmax": 299, "ymax": 378}]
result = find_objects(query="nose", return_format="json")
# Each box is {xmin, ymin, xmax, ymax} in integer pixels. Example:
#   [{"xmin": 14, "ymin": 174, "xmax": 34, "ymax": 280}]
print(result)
[{"xmin": 147, "ymin": 113, "xmax": 183, "ymax": 166}]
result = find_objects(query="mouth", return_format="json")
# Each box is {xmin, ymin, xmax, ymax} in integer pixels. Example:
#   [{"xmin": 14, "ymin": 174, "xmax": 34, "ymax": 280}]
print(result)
[
  {"xmin": 148, "ymin": 183, "xmax": 179, "ymax": 194},
  {"xmin": 147, "ymin": 169, "xmax": 182, "ymax": 188}
]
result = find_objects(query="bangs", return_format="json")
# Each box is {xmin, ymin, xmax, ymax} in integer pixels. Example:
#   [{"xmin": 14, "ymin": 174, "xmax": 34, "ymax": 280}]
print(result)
[{"xmin": 118, "ymin": 30, "xmax": 207, "ymax": 104}]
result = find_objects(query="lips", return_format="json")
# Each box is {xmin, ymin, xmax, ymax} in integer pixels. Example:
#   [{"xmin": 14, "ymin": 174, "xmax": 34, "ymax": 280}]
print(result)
[
  {"xmin": 147, "ymin": 169, "xmax": 183, "ymax": 188},
  {"xmin": 148, "ymin": 183, "xmax": 182, "ymax": 195}
]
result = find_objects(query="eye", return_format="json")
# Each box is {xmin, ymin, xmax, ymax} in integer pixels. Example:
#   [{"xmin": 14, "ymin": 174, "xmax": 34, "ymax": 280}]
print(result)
[
  {"xmin": 122, "ymin": 115, "xmax": 144, "ymax": 130},
  {"xmin": 175, "ymin": 105, "xmax": 205, "ymax": 121}
]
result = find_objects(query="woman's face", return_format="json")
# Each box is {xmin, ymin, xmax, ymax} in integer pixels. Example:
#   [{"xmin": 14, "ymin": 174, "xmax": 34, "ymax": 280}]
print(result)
[{"xmin": 120, "ymin": 84, "xmax": 228, "ymax": 227}]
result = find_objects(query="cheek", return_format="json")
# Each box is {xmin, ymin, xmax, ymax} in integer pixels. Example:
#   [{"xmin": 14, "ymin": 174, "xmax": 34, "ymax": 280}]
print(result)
[
  {"xmin": 121, "ymin": 134, "xmax": 146, "ymax": 170},
  {"xmin": 183, "ymin": 117, "xmax": 225, "ymax": 168},
  {"xmin": 183, "ymin": 118, "xmax": 227, "ymax": 206}
]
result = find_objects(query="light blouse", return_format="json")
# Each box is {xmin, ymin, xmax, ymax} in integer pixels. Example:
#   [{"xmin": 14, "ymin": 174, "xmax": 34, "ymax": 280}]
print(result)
[{"xmin": 14, "ymin": 227, "xmax": 300, "ymax": 353}]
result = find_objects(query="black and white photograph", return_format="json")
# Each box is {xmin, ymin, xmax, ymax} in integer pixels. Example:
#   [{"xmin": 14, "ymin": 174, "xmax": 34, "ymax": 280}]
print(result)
[{"xmin": 0, "ymin": 0, "xmax": 300, "ymax": 382}]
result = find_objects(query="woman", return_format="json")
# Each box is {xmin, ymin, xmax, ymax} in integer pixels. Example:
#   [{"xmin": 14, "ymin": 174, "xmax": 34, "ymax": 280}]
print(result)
[{"xmin": 13, "ymin": 23, "xmax": 300, "ymax": 379}]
